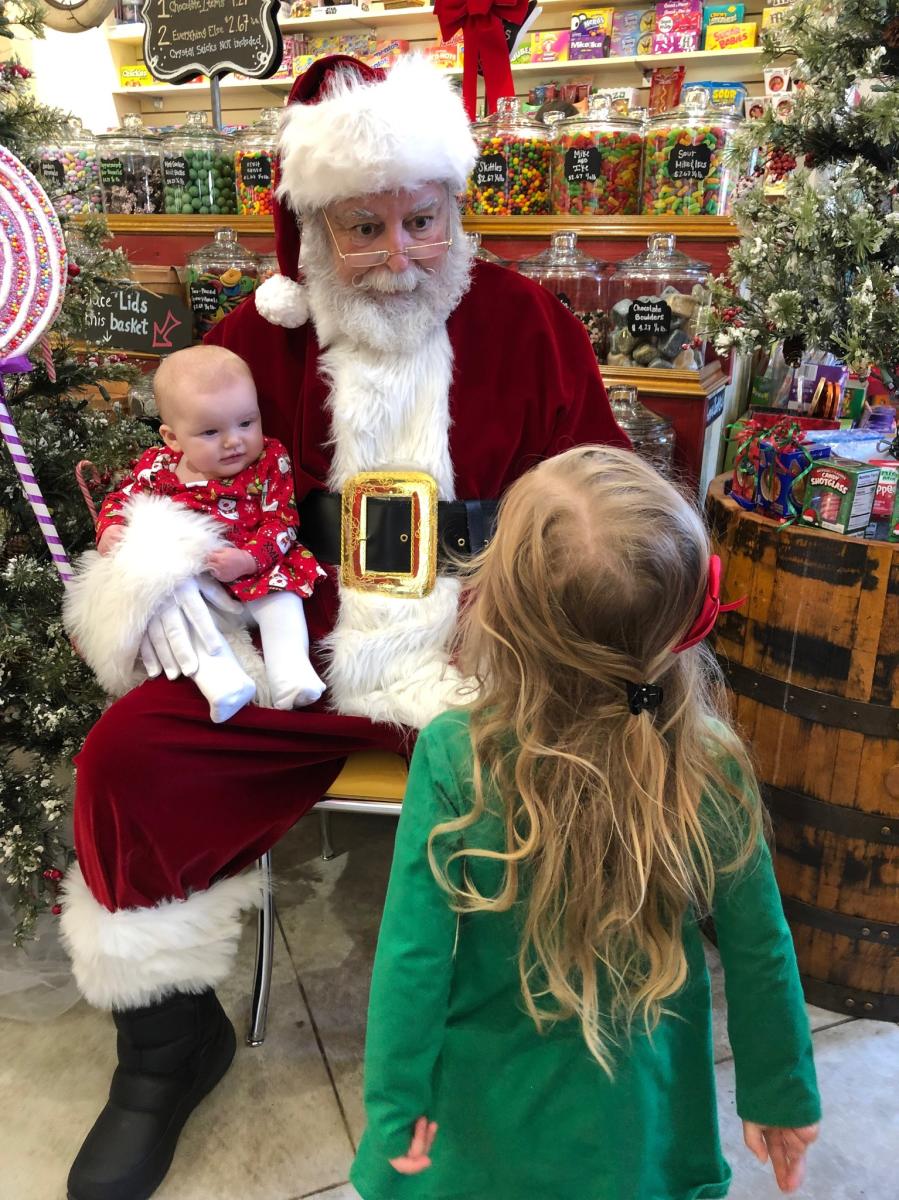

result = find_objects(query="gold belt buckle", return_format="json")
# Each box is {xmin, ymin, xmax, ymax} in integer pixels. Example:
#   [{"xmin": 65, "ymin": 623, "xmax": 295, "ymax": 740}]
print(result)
[{"xmin": 340, "ymin": 470, "xmax": 438, "ymax": 598}]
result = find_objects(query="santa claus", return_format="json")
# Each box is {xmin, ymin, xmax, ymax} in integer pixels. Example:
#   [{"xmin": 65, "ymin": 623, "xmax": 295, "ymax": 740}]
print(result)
[{"xmin": 60, "ymin": 54, "xmax": 627, "ymax": 1200}]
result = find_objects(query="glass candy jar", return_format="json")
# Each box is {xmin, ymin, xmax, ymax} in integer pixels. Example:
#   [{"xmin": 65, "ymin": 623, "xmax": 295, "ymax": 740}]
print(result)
[
  {"xmin": 235, "ymin": 108, "xmax": 280, "ymax": 217},
  {"xmin": 183, "ymin": 227, "xmax": 258, "ymax": 338},
  {"xmin": 551, "ymin": 96, "xmax": 643, "ymax": 217},
  {"xmin": 464, "ymin": 231, "xmax": 506, "ymax": 265},
  {"xmin": 96, "ymin": 114, "xmax": 164, "ymax": 215},
  {"xmin": 161, "ymin": 112, "xmax": 237, "ymax": 216},
  {"xmin": 35, "ymin": 117, "xmax": 101, "ymax": 215},
  {"xmin": 641, "ymin": 87, "xmax": 742, "ymax": 217},
  {"xmin": 605, "ymin": 233, "xmax": 709, "ymax": 370},
  {"xmin": 608, "ymin": 384, "xmax": 675, "ymax": 476},
  {"xmin": 466, "ymin": 97, "xmax": 551, "ymax": 216},
  {"xmin": 256, "ymin": 250, "xmax": 279, "ymax": 283},
  {"xmin": 518, "ymin": 231, "xmax": 607, "ymax": 358}
]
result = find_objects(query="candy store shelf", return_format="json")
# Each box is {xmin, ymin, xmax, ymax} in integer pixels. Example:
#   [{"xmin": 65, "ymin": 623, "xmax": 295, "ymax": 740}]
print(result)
[{"xmin": 100, "ymin": 213, "xmax": 738, "ymax": 240}]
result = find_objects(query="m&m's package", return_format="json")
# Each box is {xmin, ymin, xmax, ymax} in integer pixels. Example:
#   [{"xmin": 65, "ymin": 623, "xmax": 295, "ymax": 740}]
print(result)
[
  {"xmin": 550, "ymin": 95, "xmax": 643, "ymax": 216},
  {"xmin": 641, "ymin": 86, "xmax": 743, "ymax": 216},
  {"xmin": 467, "ymin": 97, "xmax": 551, "ymax": 216}
]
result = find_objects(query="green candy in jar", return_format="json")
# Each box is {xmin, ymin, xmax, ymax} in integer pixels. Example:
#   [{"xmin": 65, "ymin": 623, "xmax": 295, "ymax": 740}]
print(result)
[
  {"xmin": 640, "ymin": 88, "xmax": 742, "ymax": 218},
  {"xmin": 161, "ymin": 112, "xmax": 237, "ymax": 217}
]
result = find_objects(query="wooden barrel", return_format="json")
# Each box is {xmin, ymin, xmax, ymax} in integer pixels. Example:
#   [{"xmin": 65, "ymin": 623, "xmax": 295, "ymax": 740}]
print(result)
[{"xmin": 707, "ymin": 475, "xmax": 899, "ymax": 1021}]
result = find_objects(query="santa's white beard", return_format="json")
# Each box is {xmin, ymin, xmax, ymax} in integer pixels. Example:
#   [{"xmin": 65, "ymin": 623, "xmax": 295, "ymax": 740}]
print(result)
[{"xmin": 299, "ymin": 208, "xmax": 472, "ymax": 355}]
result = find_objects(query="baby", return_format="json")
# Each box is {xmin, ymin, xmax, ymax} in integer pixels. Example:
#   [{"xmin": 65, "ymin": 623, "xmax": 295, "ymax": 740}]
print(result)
[{"xmin": 96, "ymin": 344, "xmax": 326, "ymax": 722}]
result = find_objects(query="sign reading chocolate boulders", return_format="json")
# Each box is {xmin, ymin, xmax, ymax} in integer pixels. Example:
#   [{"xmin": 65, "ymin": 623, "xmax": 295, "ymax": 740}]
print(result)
[
  {"xmin": 141, "ymin": 0, "xmax": 283, "ymax": 84},
  {"xmin": 627, "ymin": 299, "xmax": 672, "ymax": 337},
  {"xmin": 85, "ymin": 282, "xmax": 193, "ymax": 355}
]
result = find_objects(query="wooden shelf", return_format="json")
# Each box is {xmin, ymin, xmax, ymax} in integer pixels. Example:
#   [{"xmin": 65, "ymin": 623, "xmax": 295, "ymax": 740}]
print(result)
[{"xmin": 100, "ymin": 213, "xmax": 738, "ymax": 240}]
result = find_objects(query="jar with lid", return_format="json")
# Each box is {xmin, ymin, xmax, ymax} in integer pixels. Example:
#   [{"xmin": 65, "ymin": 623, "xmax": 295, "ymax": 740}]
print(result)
[
  {"xmin": 466, "ymin": 97, "xmax": 551, "ymax": 216},
  {"xmin": 256, "ymin": 250, "xmax": 280, "ymax": 283},
  {"xmin": 161, "ymin": 112, "xmax": 237, "ymax": 216},
  {"xmin": 96, "ymin": 114, "xmax": 164, "ymax": 215},
  {"xmin": 607, "ymin": 384, "xmax": 676, "ymax": 477},
  {"xmin": 641, "ymin": 87, "xmax": 742, "ymax": 217},
  {"xmin": 128, "ymin": 370, "xmax": 158, "ymax": 419},
  {"xmin": 518, "ymin": 231, "xmax": 608, "ymax": 358},
  {"xmin": 182, "ymin": 227, "xmax": 258, "ymax": 338},
  {"xmin": 35, "ymin": 117, "xmax": 101, "ymax": 215},
  {"xmin": 606, "ymin": 233, "xmax": 709, "ymax": 370},
  {"xmin": 235, "ymin": 108, "xmax": 281, "ymax": 216},
  {"xmin": 550, "ymin": 96, "xmax": 643, "ymax": 217},
  {"xmin": 464, "ymin": 232, "xmax": 506, "ymax": 266}
]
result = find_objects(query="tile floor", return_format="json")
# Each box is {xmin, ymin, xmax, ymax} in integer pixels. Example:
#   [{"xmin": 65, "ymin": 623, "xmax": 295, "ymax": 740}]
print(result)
[{"xmin": 1, "ymin": 810, "xmax": 896, "ymax": 1200}]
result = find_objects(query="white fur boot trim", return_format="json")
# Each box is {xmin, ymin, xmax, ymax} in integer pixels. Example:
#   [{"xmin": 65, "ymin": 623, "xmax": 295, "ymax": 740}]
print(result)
[
  {"xmin": 254, "ymin": 274, "xmax": 309, "ymax": 328},
  {"xmin": 59, "ymin": 863, "xmax": 267, "ymax": 1012}
]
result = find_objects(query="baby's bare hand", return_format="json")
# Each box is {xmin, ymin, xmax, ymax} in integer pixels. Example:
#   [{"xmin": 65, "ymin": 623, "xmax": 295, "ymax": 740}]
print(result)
[
  {"xmin": 97, "ymin": 526, "xmax": 126, "ymax": 556},
  {"xmin": 206, "ymin": 547, "xmax": 256, "ymax": 583}
]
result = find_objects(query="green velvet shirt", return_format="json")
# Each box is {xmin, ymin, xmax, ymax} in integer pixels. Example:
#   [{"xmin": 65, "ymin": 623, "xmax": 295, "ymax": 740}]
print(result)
[{"xmin": 351, "ymin": 711, "xmax": 820, "ymax": 1200}]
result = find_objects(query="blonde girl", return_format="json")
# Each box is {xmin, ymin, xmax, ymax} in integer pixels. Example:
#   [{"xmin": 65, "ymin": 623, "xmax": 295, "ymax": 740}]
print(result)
[{"xmin": 351, "ymin": 445, "xmax": 820, "ymax": 1200}]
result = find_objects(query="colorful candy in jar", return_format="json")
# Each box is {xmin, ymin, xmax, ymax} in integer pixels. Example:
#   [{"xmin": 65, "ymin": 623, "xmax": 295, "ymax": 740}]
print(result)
[
  {"xmin": 161, "ymin": 112, "xmax": 237, "ymax": 216},
  {"xmin": 550, "ymin": 98, "xmax": 643, "ymax": 217},
  {"xmin": 640, "ymin": 87, "xmax": 742, "ymax": 217},
  {"xmin": 35, "ymin": 118, "xmax": 101, "ymax": 216},
  {"xmin": 184, "ymin": 228, "xmax": 258, "ymax": 338},
  {"xmin": 234, "ymin": 108, "xmax": 280, "ymax": 217},
  {"xmin": 96, "ymin": 114, "xmax": 164, "ymax": 215},
  {"xmin": 466, "ymin": 99, "xmax": 551, "ymax": 216}
]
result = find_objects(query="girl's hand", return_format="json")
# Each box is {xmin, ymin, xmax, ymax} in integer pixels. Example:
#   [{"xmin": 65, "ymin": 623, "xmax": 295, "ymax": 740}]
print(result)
[
  {"xmin": 206, "ymin": 547, "xmax": 257, "ymax": 583},
  {"xmin": 389, "ymin": 1116, "xmax": 438, "ymax": 1176},
  {"xmin": 97, "ymin": 526, "xmax": 126, "ymax": 556},
  {"xmin": 743, "ymin": 1120, "xmax": 819, "ymax": 1193}
]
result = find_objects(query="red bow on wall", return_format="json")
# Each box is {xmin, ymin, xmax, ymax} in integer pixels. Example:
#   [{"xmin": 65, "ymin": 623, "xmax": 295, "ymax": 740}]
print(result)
[{"xmin": 435, "ymin": 0, "xmax": 529, "ymax": 121}]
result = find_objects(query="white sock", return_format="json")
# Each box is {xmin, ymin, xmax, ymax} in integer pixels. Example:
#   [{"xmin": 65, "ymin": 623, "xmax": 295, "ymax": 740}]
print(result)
[
  {"xmin": 247, "ymin": 591, "xmax": 325, "ymax": 710},
  {"xmin": 190, "ymin": 636, "xmax": 257, "ymax": 723}
]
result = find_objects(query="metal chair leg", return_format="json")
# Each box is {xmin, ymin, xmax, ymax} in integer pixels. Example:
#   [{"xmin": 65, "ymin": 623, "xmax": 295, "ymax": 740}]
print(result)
[
  {"xmin": 247, "ymin": 851, "xmax": 274, "ymax": 1047},
  {"xmin": 319, "ymin": 809, "xmax": 336, "ymax": 861}
]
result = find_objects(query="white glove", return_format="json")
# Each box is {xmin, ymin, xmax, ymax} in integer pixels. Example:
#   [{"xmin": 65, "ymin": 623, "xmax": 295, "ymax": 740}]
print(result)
[{"xmin": 139, "ymin": 574, "xmax": 244, "ymax": 681}]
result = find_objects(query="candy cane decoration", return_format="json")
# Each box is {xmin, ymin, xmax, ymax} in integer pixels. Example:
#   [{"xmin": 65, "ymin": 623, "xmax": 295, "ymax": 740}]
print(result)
[{"xmin": 0, "ymin": 387, "xmax": 73, "ymax": 582}]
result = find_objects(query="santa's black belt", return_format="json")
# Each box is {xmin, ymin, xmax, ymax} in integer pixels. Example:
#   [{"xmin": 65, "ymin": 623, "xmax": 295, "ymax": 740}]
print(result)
[{"xmin": 299, "ymin": 474, "xmax": 498, "ymax": 598}]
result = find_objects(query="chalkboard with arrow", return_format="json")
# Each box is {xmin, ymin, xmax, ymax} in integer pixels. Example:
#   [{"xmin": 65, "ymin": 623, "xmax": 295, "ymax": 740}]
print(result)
[{"xmin": 85, "ymin": 283, "xmax": 193, "ymax": 356}]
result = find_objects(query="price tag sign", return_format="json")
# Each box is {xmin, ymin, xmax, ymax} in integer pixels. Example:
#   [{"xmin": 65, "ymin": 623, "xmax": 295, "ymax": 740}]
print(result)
[
  {"xmin": 240, "ymin": 156, "xmax": 273, "ymax": 188},
  {"xmin": 472, "ymin": 154, "xmax": 507, "ymax": 191},
  {"xmin": 564, "ymin": 146, "xmax": 601, "ymax": 184},
  {"xmin": 141, "ymin": 0, "xmax": 283, "ymax": 85},
  {"xmin": 37, "ymin": 160, "xmax": 65, "ymax": 189},
  {"xmin": 667, "ymin": 144, "xmax": 713, "ymax": 182},
  {"xmin": 189, "ymin": 281, "xmax": 222, "ymax": 317},
  {"xmin": 627, "ymin": 299, "xmax": 672, "ymax": 337},
  {"xmin": 100, "ymin": 158, "xmax": 125, "ymax": 187}
]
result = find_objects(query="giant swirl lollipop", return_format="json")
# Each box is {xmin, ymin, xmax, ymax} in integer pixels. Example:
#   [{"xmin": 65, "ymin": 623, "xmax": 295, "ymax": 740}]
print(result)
[{"xmin": 0, "ymin": 145, "xmax": 72, "ymax": 581}]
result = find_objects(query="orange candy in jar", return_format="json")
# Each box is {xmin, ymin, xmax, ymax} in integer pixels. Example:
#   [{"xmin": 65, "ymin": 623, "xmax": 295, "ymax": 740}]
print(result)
[
  {"xmin": 466, "ymin": 98, "xmax": 551, "ymax": 216},
  {"xmin": 550, "ymin": 96, "xmax": 643, "ymax": 216},
  {"xmin": 235, "ymin": 108, "xmax": 281, "ymax": 217}
]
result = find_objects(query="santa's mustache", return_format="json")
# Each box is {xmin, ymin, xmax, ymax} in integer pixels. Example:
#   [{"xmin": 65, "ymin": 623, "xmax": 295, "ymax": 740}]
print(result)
[{"xmin": 355, "ymin": 264, "xmax": 429, "ymax": 294}]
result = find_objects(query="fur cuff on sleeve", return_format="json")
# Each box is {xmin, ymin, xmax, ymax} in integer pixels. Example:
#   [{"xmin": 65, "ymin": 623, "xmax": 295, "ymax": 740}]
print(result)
[{"xmin": 63, "ymin": 493, "xmax": 234, "ymax": 697}]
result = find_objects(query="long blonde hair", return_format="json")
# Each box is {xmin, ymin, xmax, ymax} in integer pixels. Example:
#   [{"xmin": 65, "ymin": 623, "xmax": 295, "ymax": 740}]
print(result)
[{"xmin": 429, "ymin": 446, "xmax": 764, "ymax": 1075}]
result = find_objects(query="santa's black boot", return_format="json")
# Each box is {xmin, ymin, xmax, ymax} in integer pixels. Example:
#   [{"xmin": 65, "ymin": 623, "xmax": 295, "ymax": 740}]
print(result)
[{"xmin": 67, "ymin": 988, "xmax": 236, "ymax": 1200}]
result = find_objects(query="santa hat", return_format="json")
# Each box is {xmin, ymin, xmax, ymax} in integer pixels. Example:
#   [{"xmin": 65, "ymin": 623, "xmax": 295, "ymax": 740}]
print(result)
[{"xmin": 254, "ymin": 54, "xmax": 477, "ymax": 329}]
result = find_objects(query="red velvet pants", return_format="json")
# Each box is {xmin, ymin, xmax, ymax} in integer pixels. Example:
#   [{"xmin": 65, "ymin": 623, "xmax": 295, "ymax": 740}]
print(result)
[{"xmin": 73, "ymin": 676, "xmax": 411, "ymax": 911}]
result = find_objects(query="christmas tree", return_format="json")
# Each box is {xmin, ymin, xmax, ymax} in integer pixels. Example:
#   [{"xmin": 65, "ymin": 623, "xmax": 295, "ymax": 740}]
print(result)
[
  {"xmin": 1, "ymin": 5, "xmax": 155, "ymax": 941},
  {"xmin": 704, "ymin": 0, "xmax": 899, "ymax": 382}
]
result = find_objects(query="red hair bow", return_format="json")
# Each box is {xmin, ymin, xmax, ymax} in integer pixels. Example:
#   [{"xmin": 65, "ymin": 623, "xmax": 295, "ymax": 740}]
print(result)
[
  {"xmin": 435, "ymin": 0, "xmax": 529, "ymax": 120},
  {"xmin": 673, "ymin": 554, "xmax": 744, "ymax": 653}
]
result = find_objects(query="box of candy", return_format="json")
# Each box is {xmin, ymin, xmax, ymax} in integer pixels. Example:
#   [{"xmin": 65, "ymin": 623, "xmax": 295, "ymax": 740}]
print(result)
[
  {"xmin": 568, "ymin": 10, "xmax": 613, "ymax": 60},
  {"xmin": 757, "ymin": 439, "xmax": 832, "ymax": 518},
  {"xmin": 866, "ymin": 459, "xmax": 899, "ymax": 539},
  {"xmin": 703, "ymin": 3, "xmax": 745, "ymax": 28},
  {"xmin": 798, "ymin": 457, "xmax": 880, "ymax": 536},
  {"xmin": 367, "ymin": 38, "xmax": 410, "ymax": 67},
  {"xmin": 609, "ymin": 7, "xmax": 654, "ymax": 55},
  {"xmin": 531, "ymin": 30, "xmax": 571, "ymax": 61},
  {"xmin": 762, "ymin": 5, "xmax": 794, "ymax": 27},
  {"xmin": 652, "ymin": 0, "xmax": 702, "ymax": 53},
  {"xmin": 690, "ymin": 80, "xmax": 747, "ymax": 109},
  {"xmin": 744, "ymin": 96, "xmax": 770, "ymax": 119},
  {"xmin": 764, "ymin": 66, "xmax": 792, "ymax": 94},
  {"xmin": 704, "ymin": 21, "xmax": 757, "ymax": 50},
  {"xmin": 119, "ymin": 63, "xmax": 154, "ymax": 87},
  {"xmin": 592, "ymin": 85, "xmax": 641, "ymax": 115}
]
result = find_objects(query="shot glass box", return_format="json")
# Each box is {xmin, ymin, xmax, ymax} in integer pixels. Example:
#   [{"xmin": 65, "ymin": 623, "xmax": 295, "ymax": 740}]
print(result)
[
  {"xmin": 757, "ymin": 440, "xmax": 832, "ymax": 518},
  {"xmin": 798, "ymin": 457, "xmax": 880, "ymax": 536}
]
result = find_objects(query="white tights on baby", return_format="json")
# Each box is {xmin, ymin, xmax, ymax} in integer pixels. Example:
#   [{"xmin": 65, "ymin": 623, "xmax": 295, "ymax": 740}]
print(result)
[{"xmin": 188, "ymin": 590, "xmax": 324, "ymax": 723}]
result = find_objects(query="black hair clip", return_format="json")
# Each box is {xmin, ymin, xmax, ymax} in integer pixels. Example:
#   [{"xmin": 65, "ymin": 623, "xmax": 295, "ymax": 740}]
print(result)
[{"xmin": 626, "ymin": 681, "xmax": 664, "ymax": 716}]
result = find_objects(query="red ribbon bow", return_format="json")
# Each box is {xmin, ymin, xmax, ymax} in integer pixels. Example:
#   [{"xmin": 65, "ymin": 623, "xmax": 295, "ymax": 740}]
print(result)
[
  {"xmin": 435, "ymin": 0, "xmax": 528, "ymax": 121},
  {"xmin": 673, "ymin": 555, "xmax": 744, "ymax": 653}
]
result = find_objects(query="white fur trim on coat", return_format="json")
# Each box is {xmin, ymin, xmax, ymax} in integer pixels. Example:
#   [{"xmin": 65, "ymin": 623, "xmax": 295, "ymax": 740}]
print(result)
[
  {"xmin": 254, "ymin": 274, "xmax": 309, "ymax": 328},
  {"xmin": 63, "ymin": 492, "xmax": 260, "ymax": 699},
  {"xmin": 59, "ymin": 863, "xmax": 266, "ymax": 1011},
  {"xmin": 278, "ymin": 55, "xmax": 477, "ymax": 211}
]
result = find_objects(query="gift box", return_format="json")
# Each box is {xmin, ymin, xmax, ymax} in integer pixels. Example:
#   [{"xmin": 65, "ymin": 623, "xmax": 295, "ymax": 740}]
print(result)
[
  {"xmin": 757, "ymin": 438, "xmax": 832, "ymax": 518},
  {"xmin": 704, "ymin": 21, "xmax": 757, "ymax": 50}
]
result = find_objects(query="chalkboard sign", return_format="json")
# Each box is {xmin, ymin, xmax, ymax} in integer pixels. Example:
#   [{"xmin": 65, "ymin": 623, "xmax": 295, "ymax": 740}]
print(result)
[
  {"xmin": 627, "ymin": 299, "xmax": 672, "ymax": 337},
  {"xmin": 100, "ymin": 157, "xmax": 125, "ymax": 187},
  {"xmin": 668, "ymin": 144, "xmax": 713, "ymax": 182},
  {"xmin": 37, "ymin": 160, "xmax": 64, "ymax": 190},
  {"xmin": 85, "ymin": 283, "xmax": 193, "ymax": 355},
  {"xmin": 472, "ymin": 154, "xmax": 507, "ymax": 191},
  {"xmin": 564, "ymin": 146, "xmax": 601, "ymax": 184},
  {"xmin": 240, "ymin": 155, "xmax": 272, "ymax": 188},
  {"xmin": 141, "ymin": 0, "xmax": 283, "ymax": 85}
]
